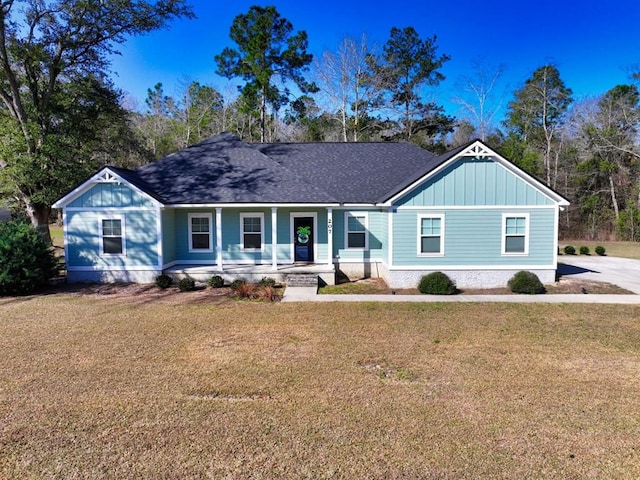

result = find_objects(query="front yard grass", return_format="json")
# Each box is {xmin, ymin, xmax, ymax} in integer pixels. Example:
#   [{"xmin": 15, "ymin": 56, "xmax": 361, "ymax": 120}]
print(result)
[
  {"xmin": 560, "ymin": 239, "xmax": 640, "ymax": 259},
  {"xmin": 1, "ymin": 295, "xmax": 639, "ymax": 478}
]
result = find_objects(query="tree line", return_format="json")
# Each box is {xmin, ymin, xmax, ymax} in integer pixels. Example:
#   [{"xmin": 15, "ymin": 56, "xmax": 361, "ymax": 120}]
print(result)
[{"xmin": 0, "ymin": 2, "xmax": 638, "ymax": 242}]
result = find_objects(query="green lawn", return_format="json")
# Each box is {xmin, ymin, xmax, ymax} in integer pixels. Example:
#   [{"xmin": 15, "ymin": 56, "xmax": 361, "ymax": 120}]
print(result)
[
  {"xmin": 560, "ymin": 239, "xmax": 640, "ymax": 259},
  {"xmin": 1, "ymin": 294, "xmax": 639, "ymax": 479}
]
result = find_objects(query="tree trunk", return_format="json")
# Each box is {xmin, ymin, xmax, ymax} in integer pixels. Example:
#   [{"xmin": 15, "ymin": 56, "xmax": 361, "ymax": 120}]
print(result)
[
  {"xmin": 609, "ymin": 174, "xmax": 619, "ymax": 219},
  {"xmin": 23, "ymin": 196, "xmax": 52, "ymax": 244}
]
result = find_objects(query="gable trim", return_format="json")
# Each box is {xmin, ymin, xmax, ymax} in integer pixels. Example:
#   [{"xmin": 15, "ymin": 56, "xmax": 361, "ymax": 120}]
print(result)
[
  {"xmin": 383, "ymin": 140, "xmax": 570, "ymax": 207},
  {"xmin": 52, "ymin": 167, "xmax": 163, "ymax": 209}
]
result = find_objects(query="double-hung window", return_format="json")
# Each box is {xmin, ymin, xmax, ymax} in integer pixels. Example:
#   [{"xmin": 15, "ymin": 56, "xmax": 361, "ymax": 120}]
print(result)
[
  {"xmin": 503, "ymin": 214, "xmax": 529, "ymax": 255},
  {"xmin": 345, "ymin": 212, "xmax": 368, "ymax": 249},
  {"xmin": 189, "ymin": 213, "xmax": 213, "ymax": 252},
  {"xmin": 241, "ymin": 213, "xmax": 264, "ymax": 251},
  {"xmin": 418, "ymin": 214, "xmax": 444, "ymax": 255},
  {"xmin": 101, "ymin": 217, "xmax": 125, "ymax": 255}
]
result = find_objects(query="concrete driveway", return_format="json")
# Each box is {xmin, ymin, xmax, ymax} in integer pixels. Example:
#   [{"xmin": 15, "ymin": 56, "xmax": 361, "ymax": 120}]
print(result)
[{"xmin": 557, "ymin": 255, "xmax": 640, "ymax": 295}]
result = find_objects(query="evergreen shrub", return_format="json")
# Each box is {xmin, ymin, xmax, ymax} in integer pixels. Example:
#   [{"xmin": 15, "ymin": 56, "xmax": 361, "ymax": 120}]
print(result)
[
  {"xmin": 579, "ymin": 246, "xmax": 590, "ymax": 255},
  {"xmin": 178, "ymin": 278, "xmax": 196, "ymax": 291},
  {"xmin": 207, "ymin": 275, "xmax": 224, "ymax": 288},
  {"xmin": 0, "ymin": 220, "xmax": 59, "ymax": 295},
  {"xmin": 563, "ymin": 245, "xmax": 576, "ymax": 255},
  {"xmin": 595, "ymin": 245, "xmax": 606, "ymax": 256},
  {"xmin": 418, "ymin": 272, "xmax": 457, "ymax": 295},
  {"xmin": 155, "ymin": 274, "xmax": 172, "ymax": 289},
  {"xmin": 507, "ymin": 271, "xmax": 545, "ymax": 294}
]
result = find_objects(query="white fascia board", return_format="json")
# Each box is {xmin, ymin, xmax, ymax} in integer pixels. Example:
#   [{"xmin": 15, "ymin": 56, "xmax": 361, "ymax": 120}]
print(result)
[
  {"xmin": 383, "ymin": 140, "xmax": 570, "ymax": 207},
  {"xmin": 52, "ymin": 167, "xmax": 164, "ymax": 209}
]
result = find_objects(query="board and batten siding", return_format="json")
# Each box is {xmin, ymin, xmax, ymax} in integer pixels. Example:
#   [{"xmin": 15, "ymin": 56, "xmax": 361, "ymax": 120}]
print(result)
[
  {"xmin": 400, "ymin": 158, "xmax": 555, "ymax": 207},
  {"xmin": 66, "ymin": 210, "xmax": 160, "ymax": 267},
  {"xmin": 67, "ymin": 182, "xmax": 155, "ymax": 209},
  {"xmin": 391, "ymin": 208, "xmax": 555, "ymax": 267}
]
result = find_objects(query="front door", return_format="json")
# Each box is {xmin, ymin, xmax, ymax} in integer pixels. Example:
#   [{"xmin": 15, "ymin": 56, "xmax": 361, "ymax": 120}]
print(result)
[{"xmin": 293, "ymin": 216, "xmax": 314, "ymax": 263}]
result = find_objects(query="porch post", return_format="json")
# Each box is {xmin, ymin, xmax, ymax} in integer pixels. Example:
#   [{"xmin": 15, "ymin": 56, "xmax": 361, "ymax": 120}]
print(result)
[
  {"xmin": 327, "ymin": 207, "xmax": 333, "ymax": 267},
  {"xmin": 271, "ymin": 207, "xmax": 278, "ymax": 271},
  {"xmin": 215, "ymin": 207, "xmax": 223, "ymax": 271}
]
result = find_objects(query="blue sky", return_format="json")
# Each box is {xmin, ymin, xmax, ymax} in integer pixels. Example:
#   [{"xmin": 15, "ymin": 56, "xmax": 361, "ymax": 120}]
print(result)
[{"xmin": 110, "ymin": 0, "xmax": 640, "ymax": 122}]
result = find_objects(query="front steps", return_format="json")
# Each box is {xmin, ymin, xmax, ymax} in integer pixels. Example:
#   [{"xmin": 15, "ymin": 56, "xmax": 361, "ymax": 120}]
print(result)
[{"xmin": 286, "ymin": 273, "xmax": 319, "ymax": 288}]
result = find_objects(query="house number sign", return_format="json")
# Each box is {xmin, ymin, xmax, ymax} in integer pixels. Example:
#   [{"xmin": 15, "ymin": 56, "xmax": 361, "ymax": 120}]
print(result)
[{"xmin": 327, "ymin": 218, "xmax": 333, "ymax": 235}]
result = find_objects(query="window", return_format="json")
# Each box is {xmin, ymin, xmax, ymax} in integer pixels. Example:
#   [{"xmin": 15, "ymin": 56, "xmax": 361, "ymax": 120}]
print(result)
[
  {"xmin": 418, "ymin": 215, "xmax": 444, "ymax": 255},
  {"xmin": 101, "ymin": 217, "xmax": 124, "ymax": 255},
  {"xmin": 503, "ymin": 214, "xmax": 529, "ymax": 255},
  {"xmin": 241, "ymin": 213, "xmax": 264, "ymax": 250},
  {"xmin": 189, "ymin": 213, "xmax": 212, "ymax": 252},
  {"xmin": 345, "ymin": 212, "xmax": 368, "ymax": 249}
]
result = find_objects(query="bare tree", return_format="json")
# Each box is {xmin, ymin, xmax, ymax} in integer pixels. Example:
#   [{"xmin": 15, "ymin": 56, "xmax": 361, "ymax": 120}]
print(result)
[
  {"xmin": 313, "ymin": 34, "xmax": 383, "ymax": 141},
  {"xmin": 452, "ymin": 58, "xmax": 506, "ymax": 141}
]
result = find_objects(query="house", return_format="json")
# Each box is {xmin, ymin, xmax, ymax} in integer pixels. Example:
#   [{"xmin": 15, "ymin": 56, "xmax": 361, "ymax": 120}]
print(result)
[{"xmin": 52, "ymin": 132, "xmax": 570, "ymax": 288}]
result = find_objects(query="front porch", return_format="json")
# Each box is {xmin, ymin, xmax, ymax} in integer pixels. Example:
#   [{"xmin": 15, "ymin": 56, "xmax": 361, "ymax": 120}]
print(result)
[{"xmin": 164, "ymin": 263, "xmax": 336, "ymax": 287}]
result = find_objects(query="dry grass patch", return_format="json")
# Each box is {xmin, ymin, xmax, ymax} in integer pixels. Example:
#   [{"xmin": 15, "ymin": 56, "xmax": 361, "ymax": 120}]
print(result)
[
  {"xmin": 560, "ymin": 239, "xmax": 640, "ymax": 259},
  {"xmin": 1, "ymin": 296, "xmax": 640, "ymax": 478}
]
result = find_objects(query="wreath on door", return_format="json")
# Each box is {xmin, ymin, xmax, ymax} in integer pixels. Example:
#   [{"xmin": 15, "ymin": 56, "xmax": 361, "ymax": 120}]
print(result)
[{"xmin": 296, "ymin": 225, "xmax": 311, "ymax": 244}]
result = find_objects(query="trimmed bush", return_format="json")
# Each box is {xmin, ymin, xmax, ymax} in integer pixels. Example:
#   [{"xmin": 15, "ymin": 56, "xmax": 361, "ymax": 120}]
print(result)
[
  {"xmin": 563, "ymin": 245, "xmax": 576, "ymax": 255},
  {"xmin": 595, "ymin": 245, "xmax": 606, "ymax": 256},
  {"xmin": 507, "ymin": 271, "xmax": 545, "ymax": 294},
  {"xmin": 0, "ymin": 220, "xmax": 59, "ymax": 295},
  {"xmin": 418, "ymin": 272, "xmax": 457, "ymax": 295},
  {"xmin": 258, "ymin": 276, "xmax": 276, "ymax": 287},
  {"xmin": 177, "ymin": 278, "xmax": 196, "ymax": 292},
  {"xmin": 229, "ymin": 279, "xmax": 244, "ymax": 291},
  {"xmin": 155, "ymin": 274, "xmax": 172, "ymax": 289},
  {"xmin": 207, "ymin": 275, "xmax": 224, "ymax": 288},
  {"xmin": 579, "ymin": 246, "xmax": 590, "ymax": 255}
]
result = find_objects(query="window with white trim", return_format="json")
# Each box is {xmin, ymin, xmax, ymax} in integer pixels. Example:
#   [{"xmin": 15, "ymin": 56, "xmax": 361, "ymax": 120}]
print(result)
[
  {"xmin": 418, "ymin": 214, "xmax": 444, "ymax": 255},
  {"xmin": 503, "ymin": 214, "xmax": 529, "ymax": 255},
  {"xmin": 345, "ymin": 212, "xmax": 368, "ymax": 249},
  {"xmin": 100, "ymin": 217, "xmax": 125, "ymax": 255},
  {"xmin": 189, "ymin": 213, "xmax": 213, "ymax": 252},
  {"xmin": 241, "ymin": 213, "xmax": 264, "ymax": 250}
]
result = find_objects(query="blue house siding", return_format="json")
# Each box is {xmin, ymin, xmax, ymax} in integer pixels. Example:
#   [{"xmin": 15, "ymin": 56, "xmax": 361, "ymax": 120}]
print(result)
[
  {"xmin": 391, "ymin": 208, "xmax": 556, "ymax": 267},
  {"xmin": 332, "ymin": 209, "xmax": 384, "ymax": 262},
  {"xmin": 66, "ymin": 210, "xmax": 160, "ymax": 268},
  {"xmin": 399, "ymin": 157, "xmax": 555, "ymax": 207},
  {"xmin": 68, "ymin": 183, "xmax": 155, "ymax": 208},
  {"xmin": 161, "ymin": 209, "xmax": 176, "ymax": 265}
]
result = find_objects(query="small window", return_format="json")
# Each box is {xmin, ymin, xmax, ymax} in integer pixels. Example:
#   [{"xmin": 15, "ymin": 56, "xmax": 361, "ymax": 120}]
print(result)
[
  {"xmin": 101, "ymin": 218, "xmax": 124, "ymax": 255},
  {"xmin": 418, "ymin": 215, "xmax": 444, "ymax": 255},
  {"xmin": 503, "ymin": 214, "xmax": 529, "ymax": 255},
  {"xmin": 345, "ymin": 213, "xmax": 368, "ymax": 249},
  {"xmin": 189, "ymin": 213, "xmax": 212, "ymax": 252},
  {"xmin": 241, "ymin": 213, "xmax": 263, "ymax": 250}
]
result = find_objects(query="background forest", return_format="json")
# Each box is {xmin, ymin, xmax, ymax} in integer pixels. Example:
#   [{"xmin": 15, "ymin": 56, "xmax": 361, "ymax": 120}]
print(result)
[{"xmin": 0, "ymin": 2, "xmax": 638, "ymax": 242}]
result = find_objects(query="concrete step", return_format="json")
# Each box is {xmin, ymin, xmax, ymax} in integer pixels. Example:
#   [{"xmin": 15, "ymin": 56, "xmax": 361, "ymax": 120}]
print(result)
[{"xmin": 286, "ymin": 273, "xmax": 319, "ymax": 287}]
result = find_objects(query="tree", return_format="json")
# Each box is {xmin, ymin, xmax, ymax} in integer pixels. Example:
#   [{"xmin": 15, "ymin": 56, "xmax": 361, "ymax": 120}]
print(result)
[
  {"xmin": 369, "ymin": 26, "xmax": 451, "ymax": 142},
  {"xmin": 215, "ymin": 5, "xmax": 317, "ymax": 143},
  {"xmin": 0, "ymin": 0, "xmax": 193, "ymax": 240},
  {"xmin": 503, "ymin": 65, "xmax": 573, "ymax": 185},
  {"xmin": 313, "ymin": 35, "xmax": 384, "ymax": 141},
  {"xmin": 452, "ymin": 58, "xmax": 506, "ymax": 141}
]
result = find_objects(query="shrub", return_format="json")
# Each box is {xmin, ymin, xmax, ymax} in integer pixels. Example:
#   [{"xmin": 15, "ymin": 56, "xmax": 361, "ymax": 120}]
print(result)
[
  {"xmin": 579, "ymin": 246, "xmax": 590, "ymax": 255},
  {"xmin": 207, "ymin": 275, "xmax": 224, "ymax": 288},
  {"xmin": 229, "ymin": 279, "xmax": 245, "ymax": 291},
  {"xmin": 155, "ymin": 274, "xmax": 172, "ymax": 289},
  {"xmin": 595, "ymin": 245, "xmax": 606, "ymax": 256},
  {"xmin": 177, "ymin": 278, "xmax": 196, "ymax": 292},
  {"xmin": 507, "ymin": 271, "xmax": 545, "ymax": 294},
  {"xmin": 563, "ymin": 245, "xmax": 576, "ymax": 255},
  {"xmin": 258, "ymin": 276, "xmax": 276, "ymax": 287},
  {"xmin": 418, "ymin": 272, "xmax": 457, "ymax": 295},
  {"xmin": 0, "ymin": 220, "xmax": 59, "ymax": 295}
]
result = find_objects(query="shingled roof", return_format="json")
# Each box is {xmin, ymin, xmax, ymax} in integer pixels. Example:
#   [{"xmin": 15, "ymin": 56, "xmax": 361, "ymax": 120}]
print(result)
[{"xmin": 122, "ymin": 132, "xmax": 456, "ymax": 205}]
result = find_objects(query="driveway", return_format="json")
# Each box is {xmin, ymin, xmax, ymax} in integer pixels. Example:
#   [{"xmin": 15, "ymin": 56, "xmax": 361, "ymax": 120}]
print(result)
[{"xmin": 557, "ymin": 255, "xmax": 640, "ymax": 294}]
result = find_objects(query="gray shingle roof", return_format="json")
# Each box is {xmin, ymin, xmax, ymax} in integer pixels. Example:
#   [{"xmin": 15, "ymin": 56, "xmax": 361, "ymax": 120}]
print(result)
[{"xmin": 120, "ymin": 132, "xmax": 463, "ymax": 205}]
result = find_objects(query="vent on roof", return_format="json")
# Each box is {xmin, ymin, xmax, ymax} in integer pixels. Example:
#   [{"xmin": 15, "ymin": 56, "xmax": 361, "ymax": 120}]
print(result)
[
  {"xmin": 96, "ymin": 171, "xmax": 119, "ymax": 183},
  {"xmin": 461, "ymin": 143, "xmax": 491, "ymax": 159}
]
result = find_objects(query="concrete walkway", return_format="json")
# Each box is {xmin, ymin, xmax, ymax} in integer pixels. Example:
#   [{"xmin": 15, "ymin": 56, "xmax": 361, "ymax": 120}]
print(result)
[{"xmin": 282, "ymin": 256, "xmax": 640, "ymax": 303}]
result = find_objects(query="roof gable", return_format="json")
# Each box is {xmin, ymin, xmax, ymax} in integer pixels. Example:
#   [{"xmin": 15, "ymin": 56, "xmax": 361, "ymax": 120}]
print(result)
[{"xmin": 385, "ymin": 140, "xmax": 570, "ymax": 207}]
